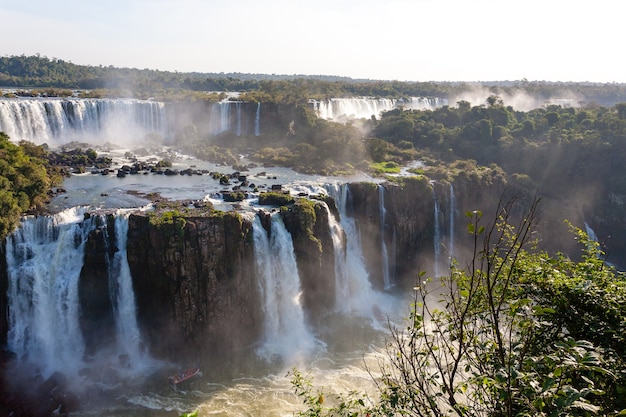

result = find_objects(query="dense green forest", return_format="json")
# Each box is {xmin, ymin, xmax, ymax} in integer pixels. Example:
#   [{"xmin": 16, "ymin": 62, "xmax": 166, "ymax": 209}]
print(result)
[
  {"xmin": 3, "ymin": 54, "xmax": 626, "ymax": 106},
  {"xmin": 0, "ymin": 134, "xmax": 57, "ymax": 238}
]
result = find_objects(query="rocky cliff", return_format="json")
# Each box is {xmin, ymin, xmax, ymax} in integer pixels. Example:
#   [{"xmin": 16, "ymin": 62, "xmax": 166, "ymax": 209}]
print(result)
[
  {"xmin": 125, "ymin": 209, "xmax": 260, "ymax": 364},
  {"xmin": 281, "ymin": 198, "xmax": 336, "ymax": 318},
  {"xmin": 346, "ymin": 174, "xmax": 509, "ymax": 287}
]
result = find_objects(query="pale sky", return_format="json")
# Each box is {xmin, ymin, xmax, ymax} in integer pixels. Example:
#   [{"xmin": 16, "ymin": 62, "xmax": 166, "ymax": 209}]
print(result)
[{"xmin": 0, "ymin": 0, "xmax": 623, "ymax": 83}]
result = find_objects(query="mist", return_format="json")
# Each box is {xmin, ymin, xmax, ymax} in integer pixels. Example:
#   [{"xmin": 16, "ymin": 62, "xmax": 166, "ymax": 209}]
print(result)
[{"xmin": 449, "ymin": 85, "xmax": 585, "ymax": 111}]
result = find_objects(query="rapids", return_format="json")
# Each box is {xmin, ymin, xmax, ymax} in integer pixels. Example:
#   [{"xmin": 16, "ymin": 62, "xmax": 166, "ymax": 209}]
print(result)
[
  {"xmin": 0, "ymin": 96, "xmax": 451, "ymax": 415},
  {"xmin": 4, "ymin": 189, "xmax": 409, "ymax": 416}
]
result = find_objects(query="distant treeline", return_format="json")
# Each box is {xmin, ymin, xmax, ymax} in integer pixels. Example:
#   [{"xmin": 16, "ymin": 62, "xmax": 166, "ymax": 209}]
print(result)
[{"xmin": 3, "ymin": 54, "xmax": 626, "ymax": 106}]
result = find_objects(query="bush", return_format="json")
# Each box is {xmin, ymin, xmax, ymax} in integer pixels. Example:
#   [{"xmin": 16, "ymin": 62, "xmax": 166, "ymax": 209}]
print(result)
[
  {"xmin": 258, "ymin": 191, "xmax": 295, "ymax": 206},
  {"xmin": 293, "ymin": 196, "xmax": 626, "ymax": 416}
]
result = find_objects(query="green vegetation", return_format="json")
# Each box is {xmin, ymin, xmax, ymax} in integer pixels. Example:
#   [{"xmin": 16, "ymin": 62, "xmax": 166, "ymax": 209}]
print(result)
[
  {"xmin": 148, "ymin": 209, "xmax": 187, "ymax": 237},
  {"xmin": 4, "ymin": 55, "xmax": 626, "ymax": 107},
  {"xmin": 258, "ymin": 191, "xmax": 296, "ymax": 206},
  {"xmin": 370, "ymin": 161, "xmax": 401, "ymax": 174},
  {"xmin": 0, "ymin": 133, "xmax": 55, "ymax": 239},
  {"xmin": 292, "ymin": 197, "xmax": 626, "ymax": 416},
  {"xmin": 281, "ymin": 198, "xmax": 323, "ymax": 254}
]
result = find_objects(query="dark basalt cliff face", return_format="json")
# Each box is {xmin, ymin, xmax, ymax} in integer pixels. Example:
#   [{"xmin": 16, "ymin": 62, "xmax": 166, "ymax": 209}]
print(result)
[
  {"xmin": 347, "ymin": 176, "xmax": 509, "ymax": 288},
  {"xmin": 125, "ymin": 211, "xmax": 260, "ymax": 363},
  {"xmin": 281, "ymin": 199, "xmax": 336, "ymax": 318},
  {"xmin": 0, "ymin": 175, "xmax": 608, "ymax": 367},
  {"xmin": 79, "ymin": 216, "xmax": 116, "ymax": 356}
]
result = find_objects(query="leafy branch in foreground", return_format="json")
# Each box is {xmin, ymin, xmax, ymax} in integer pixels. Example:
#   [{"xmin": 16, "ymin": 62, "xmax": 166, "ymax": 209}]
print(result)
[
  {"xmin": 293, "ymin": 194, "xmax": 626, "ymax": 416},
  {"xmin": 289, "ymin": 368, "xmax": 374, "ymax": 417}
]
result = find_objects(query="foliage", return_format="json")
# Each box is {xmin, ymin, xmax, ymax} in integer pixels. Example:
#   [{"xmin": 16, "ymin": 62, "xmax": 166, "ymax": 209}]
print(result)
[
  {"xmin": 0, "ymin": 134, "xmax": 53, "ymax": 239},
  {"xmin": 370, "ymin": 161, "xmax": 401, "ymax": 175},
  {"xmin": 293, "ymin": 196, "xmax": 626, "ymax": 416},
  {"xmin": 290, "ymin": 368, "xmax": 374, "ymax": 417},
  {"xmin": 148, "ymin": 209, "xmax": 188, "ymax": 241},
  {"xmin": 258, "ymin": 191, "xmax": 296, "ymax": 206},
  {"xmin": 4, "ymin": 55, "xmax": 626, "ymax": 107}
]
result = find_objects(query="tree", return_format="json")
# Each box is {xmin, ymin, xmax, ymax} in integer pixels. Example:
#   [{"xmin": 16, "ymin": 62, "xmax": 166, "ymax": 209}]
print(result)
[
  {"xmin": 0, "ymin": 134, "xmax": 53, "ymax": 238},
  {"xmin": 486, "ymin": 95, "xmax": 503, "ymax": 107},
  {"xmin": 293, "ymin": 195, "xmax": 625, "ymax": 416}
]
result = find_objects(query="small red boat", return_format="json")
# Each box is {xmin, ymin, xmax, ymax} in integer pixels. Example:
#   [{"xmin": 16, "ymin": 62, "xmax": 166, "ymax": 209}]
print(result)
[{"xmin": 168, "ymin": 367, "xmax": 200, "ymax": 386}]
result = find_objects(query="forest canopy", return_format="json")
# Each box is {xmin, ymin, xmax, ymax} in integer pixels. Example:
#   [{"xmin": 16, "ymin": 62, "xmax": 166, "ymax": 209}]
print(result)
[
  {"xmin": 0, "ymin": 133, "xmax": 55, "ymax": 238},
  {"xmin": 3, "ymin": 54, "xmax": 626, "ymax": 106}
]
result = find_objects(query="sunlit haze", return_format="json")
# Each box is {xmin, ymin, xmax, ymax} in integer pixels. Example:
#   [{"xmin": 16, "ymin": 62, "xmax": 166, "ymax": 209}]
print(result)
[{"xmin": 0, "ymin": 0, "xmax": 622, "ymax": 83}]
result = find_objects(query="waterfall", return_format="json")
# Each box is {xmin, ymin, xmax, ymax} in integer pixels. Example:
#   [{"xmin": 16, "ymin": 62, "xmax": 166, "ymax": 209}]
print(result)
[
  {"xmin": 432, "ymin": 185, "xmax": 442, "ymax": 278},
  {"xmin": 449, "ymin": 184, "xmax": 456, "ymax": 264},
  {"xmin": 5, "ymin": 208, "xmax": 91, "ymax": 377},
  {"xmin": 431, "ymin": 183, "xmax": 456, "ymax": 277},
  {"xmin": 325, "ymin": 203, "xmax": 349, "ymax": 304},
  {"xmin": 312, "ymin": 97, "xmax": 448, "ymax": 121},
  {"xmin": 252, "ymin": 213, "xmax": 318, "ymax": 361},
  {"xmin": 378, "ymin": 184, "xmax": 392, "ymax": 289},
  {"xmin": 584, "ymin": 222, "xmax": 598, "ymax": 243},
  {"xmin": 326, "ymin": 183, "xmax": 392, "ymax": 321},
  {"xmin": 106, "ymin": 212, "xmax": 143, "ymax": 365},
  {"xmin": 208, "ymin": 101, "xmax": 232, "ymax": 135},
  {"xmin": 235, "ymin": 102, "xmax": 242, "ymax": 136},
  {"xmin": 254, "ymin": 102, "xmax": 261, "ymax": 136},
  {"xmin": 5, "ymin": 208, "xmax": 149, "ymax": 378},
  {"xmin": 0, "ymin": 98, "xmax": 168, "ymax": 145}
]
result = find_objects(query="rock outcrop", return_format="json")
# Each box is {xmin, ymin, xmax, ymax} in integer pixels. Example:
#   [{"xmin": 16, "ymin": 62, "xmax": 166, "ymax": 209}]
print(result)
[
  {"xmin": 281, "ymin": 199, "xmax": 335, "ymax": 318},
  {"xmin": 346, "ymin": 174, "xmax": 508, "ymax": 287},
  {"xmin": 79, "ymin": 215, "xmax": 116, "ymax": 356},
  {"xmin": 125, "ymin": 210, "xmax": 261, "ymax": 364}
]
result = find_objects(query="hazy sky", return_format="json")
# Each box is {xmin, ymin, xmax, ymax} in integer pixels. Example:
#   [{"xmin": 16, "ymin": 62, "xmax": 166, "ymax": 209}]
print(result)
[{"xmin": 1, "ymin": 0, "xmax": 622, "ymax": 82}]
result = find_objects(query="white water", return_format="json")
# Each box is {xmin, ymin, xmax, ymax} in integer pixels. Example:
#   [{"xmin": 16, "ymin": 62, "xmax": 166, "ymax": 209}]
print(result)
[
  {"xmin": 3, "ymin": 190, "xmax": 412, "ymax": 415},
  {"xmin": 6, "ymin": 207, "xmax": 91, "ymax": 377},
  {"xmin": 449, "ymin": 184, "xmax": 456, "ymax": 263},
  {"xmin": 0, "ymin": 98, "xmax": 168, "ymax": 145},
  {"xmin": 432, "ymin": 184, "xmax": 443, "ymax": 278},
  {"xmin": 432, "ymin": 183, "xmax": 457, "ymax": 277},
  {"xmin": 378, "ymin": 184, "xmax": 392, "ymax": 288},
  {"xmin": 235, "ymin": 102, "xmax": 242, "ymax": 136},
  {"xmin": 326, "ymin": 202, "xmax": 349, "ymax": 304},
  {"xmin": 208, "ymin": 101, "xmax": 231, "ymax": 135},
  {"xmin": 326, "ymin": 183, "xmax": 393, "ymax": 319},
  {"xmin": 0, "ymin": 97, "xmax": 446, "ymax": 145},
  {"xmin": 5, "ymin": 208, "xmax": 151, "ymax": 379},
  {"xmin": 255, "ymin": 102, "xmax": 261, "ymax": 136},
  {"xmin": 313, "ymin": 97, "xmax": 447, "ymax": 121},
  {"xmin": 208, "ymin": 101, "xmax": 248, "ymax": 136},
  {"xmin": 252, "ymin": 213, "xmax": 320, "ymax": 361},
  {"xmin": 107, "ymin": 212, "xmax": 145, "ymax": 367}
]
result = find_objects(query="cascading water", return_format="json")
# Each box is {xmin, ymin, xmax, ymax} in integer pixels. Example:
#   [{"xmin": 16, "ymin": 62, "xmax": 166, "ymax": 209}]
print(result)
[
  {"xmin": 378, "ymin": 184, "xmax": 392, "ymax": 289},
  {"xmin": 0, "ymin": 98, "xmax": 168, "ymax": 145},
  {"xmin": 313, "ymin": 97, "xmax": 448, "ymax": 121},
  {"xmin": 326, "ymin": 183, "xmax": 391, "ymax": 319},
  {"xmin": 325, "ymin": 202, "xmax": 349, "ymax": 304},
  {"xmin": 449, "ymin": 184, "xmax": 456, "ymax": 264},
  {"xmin": 252, "ymin": 213, "xmax": 319, "ymax": 361},
  {"xmin": 255, "ymin": 102, "xmax": 261, "ymax": 136},
  {"xmin": 208, "ymin": 101, "xmax": 231, "ymax": 135},
  {"xmin": 5, "ymin": 208, "xmax": 150, "ymax": 379},
  {"xmin": 5, "ymin": 207, "xmax": 91, "ymax": 377},
  {"xmin": 432, "ymin": 185, "xmax": 443, "ymax": 278},
  {"xmin": 235, "ymin": 102, "xmax": 242, "ymax": 136},
  {"xmin": 431, "ymin": 183, "xmax": 457, "ymax": 277},
  {"xmin": 105, "ymin": 212, "xmax": 144, "ymax": 366},
  {"xmin": 585, "ymin": 222, "xmax": 599, "ymax": 242}
]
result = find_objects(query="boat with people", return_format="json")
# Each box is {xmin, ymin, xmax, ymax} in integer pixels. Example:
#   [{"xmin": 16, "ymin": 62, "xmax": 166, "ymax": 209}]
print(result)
[{"xmin": 168, "ymin": 367, "xmax": 201, "ymax": 386}]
